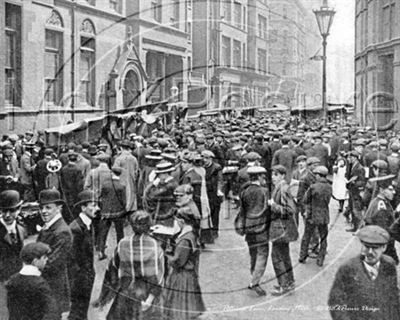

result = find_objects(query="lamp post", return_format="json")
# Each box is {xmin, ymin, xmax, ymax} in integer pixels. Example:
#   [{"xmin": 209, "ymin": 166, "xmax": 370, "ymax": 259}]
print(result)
[{"xmin": 313, "ymin": 0, "xmax": 335, "ymax": 125}]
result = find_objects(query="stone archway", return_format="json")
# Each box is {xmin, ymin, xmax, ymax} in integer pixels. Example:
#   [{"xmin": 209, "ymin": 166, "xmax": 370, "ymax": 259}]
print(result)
[{"xmin": 121, "ymin": 64, "xmax": 143, "ymax": 108}]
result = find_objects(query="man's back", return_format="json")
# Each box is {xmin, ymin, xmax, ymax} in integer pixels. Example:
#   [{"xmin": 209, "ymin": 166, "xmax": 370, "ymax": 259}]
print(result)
[{"xmin": 6, "ymin": 273, "xmax": 59, "ymax": 320}]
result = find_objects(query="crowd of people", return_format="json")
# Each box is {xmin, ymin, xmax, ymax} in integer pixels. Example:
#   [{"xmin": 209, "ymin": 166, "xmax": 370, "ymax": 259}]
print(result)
[{"xmin": 1, "ymin": 114, "xmax": 400, "ymax": 319}]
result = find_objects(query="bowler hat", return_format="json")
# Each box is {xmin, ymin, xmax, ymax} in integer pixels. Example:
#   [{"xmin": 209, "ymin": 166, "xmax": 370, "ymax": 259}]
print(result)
[
  {"xmin": 38, "ymin": 189, "xmax": 64, "ymax": 206},
  {"xmin": 0, "ymin": 190, "xmax": 23, "ymax": 210},
  {"xmin": 74, "ymin": 190, "xmax": 100, "ymax": 208},
  {"xmin": 355, "ymin": 225, "xmax": 390, "ymax": 246}
]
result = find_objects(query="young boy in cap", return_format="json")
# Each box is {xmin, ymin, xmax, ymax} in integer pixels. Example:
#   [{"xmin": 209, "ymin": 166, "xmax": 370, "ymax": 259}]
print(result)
[
  {"xmin": 328, "ymin": 225, "xmax": 400, "ymax": 320},
  {"xmin": 6, "ymin": 242, "xmax": 59, "ymax": 320}
]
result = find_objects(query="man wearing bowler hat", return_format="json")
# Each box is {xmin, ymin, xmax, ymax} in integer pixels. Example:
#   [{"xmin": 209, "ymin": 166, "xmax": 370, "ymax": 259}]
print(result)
[
  {"xmin": 328, "ymin": 225, "xmax": 400, "ymax": 320},
  {"xmin": 36, "ymin": 189, "xmax": 72, "ymax": 317},
  {"xmin": 69, "ymin": 190, "xmax": 100, "ymax": 320},
  {"xmin": 0, "ymin": 190, "xmax": 26, "ymax": 319}
]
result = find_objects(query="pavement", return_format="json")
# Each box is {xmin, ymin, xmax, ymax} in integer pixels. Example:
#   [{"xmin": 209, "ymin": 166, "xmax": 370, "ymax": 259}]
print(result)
[{"xmin": 85, "ymin": 198, "xmax": 365, "ymax": 320}]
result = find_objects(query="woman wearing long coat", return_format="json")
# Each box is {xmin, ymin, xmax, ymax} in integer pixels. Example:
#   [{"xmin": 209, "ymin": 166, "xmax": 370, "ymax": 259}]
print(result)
[{"xmin": 162, "ymin": 206, "xmax": 206, "ymax": 320}]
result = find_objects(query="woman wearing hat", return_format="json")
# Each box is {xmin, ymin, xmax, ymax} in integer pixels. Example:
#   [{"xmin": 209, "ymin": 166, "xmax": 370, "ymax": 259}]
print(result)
[
  {"xmin": 162, "ymin": 206, "xmax": 206, "ymax": 320},
  {"xmin": 94, "ymin": 211, "xmax": 164, "ymax": 320}
]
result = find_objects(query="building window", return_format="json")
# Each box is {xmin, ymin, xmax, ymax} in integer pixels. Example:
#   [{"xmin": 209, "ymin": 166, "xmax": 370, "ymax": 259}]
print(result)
[
  {"xmin": 222, "ymin": 0, "xmax": 231, "ymax": 23},
  {"xmin": 233, "ymin": 2, "xmax": 241, "ymax": 28},
  {"xmin": 152, "ymin": 0, "xmax": 162, "ymax": 23},
  {"xmin": 221, "ymin": 36, "xmax": 231, "ymax": 67},
  {"xmin": 258, "ymin": 15, "xmax": 267, "ymax": 39},
  {"xmin": 242, "ymin": 43, "xmax": 246, "ymax": 68},
  {"xmin": 382, "ymin": 1, "xmax": 396, "ymax": 41},
  {"xmin": 242, "ymin": 6, "xmax": 246, "ymax": 30},
  {"xmin": 257, "ymin": 48, "xmax": 266, "ymax": 74},
  {"xmin": 5, "ymin": 3, "xmax": 22, "ymax": 107},
  {"xmin": 109, "ymin": 0, "xmax": 121, "ymax": 12},
  {"xmin": 45, "ymin": 30, "xmax": 63, "ymax": 105},
  {"xmin": 80, "ymin": 35, "xmax": 96, "ymax": 106},
  {"xmin": 233, "ymin": 40, "xmax": 241, "ymax": 68},
  {"xmin": 171, "ymin": 0, "xmax": 180, "ymax": 28},
  {"xmin": 187, "ymin": 21, "xmax": 192, "ymax": 40}
]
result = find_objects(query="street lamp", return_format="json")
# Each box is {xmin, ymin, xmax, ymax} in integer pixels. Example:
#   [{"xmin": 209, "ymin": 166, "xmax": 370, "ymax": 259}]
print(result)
[{"xmin": 313, "ymin": 0, "xmax": 335, "ymax": 125}]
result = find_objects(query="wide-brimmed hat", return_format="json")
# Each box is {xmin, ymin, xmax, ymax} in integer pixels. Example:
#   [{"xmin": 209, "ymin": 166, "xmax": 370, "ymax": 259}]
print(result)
[
  {"xmin": 38, "ymin": 189, "xmax": 64, "ymax": 206},
  {"xmin": 145, "ymin": 149, "xmax": 163, "ymax": 161},
  {"xmin": 74, "ymin": 190, "xmax": 100, "ymax": 208},
  {"xmin": 0, "ymin": 190, "xmax": 23, "ymax": 210},
  {"xmin": 155, "ymin": 162, "xmax": 175, "ymax": 174}
]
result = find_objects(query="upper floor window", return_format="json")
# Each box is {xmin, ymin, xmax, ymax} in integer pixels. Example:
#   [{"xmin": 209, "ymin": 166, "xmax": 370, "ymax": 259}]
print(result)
[
  {"xmin": 109, "ymin": 0, "xmax": 121, "ymax": 13},
  {"xmin": 233, "ymin": 2, "xmax": 241, "ymax": 28},
  {"xmin": 222, "ymin": 0, "xmax": 232, "ymax": 23},
  {"xmin": 233, "ymin": 40, "xmax": 241, "ymax": 68},
  {"xmin": 79, "ymin": 20, "xmax": 96, "ymax": 106},
  {"xmin": 152, "ymin": 0, "xmax": 162, "ymax": 23},
  {"xmin": 222, "ymin": 36, "xmax": 231, "ymax": 67},
  {"xmin": 258, "ymin": 15, "xmax": 267, "ymax": 39},
  {"xmin": 5, "ymin": 3, "xmax": 22, "ymax": 107},
  {"xmin": 171, "ymin": 0, "xmax": 180, "ymax": 28}
]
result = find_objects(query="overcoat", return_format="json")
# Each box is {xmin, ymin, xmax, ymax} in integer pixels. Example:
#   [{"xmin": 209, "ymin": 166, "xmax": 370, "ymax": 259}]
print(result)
[
  {"xmin": 328, "ymin": 255, "xmax": 400, "ymax": 320},
  {"xmin": 37, "ymin": 218, "xmax": 73, "ymax": 313}
]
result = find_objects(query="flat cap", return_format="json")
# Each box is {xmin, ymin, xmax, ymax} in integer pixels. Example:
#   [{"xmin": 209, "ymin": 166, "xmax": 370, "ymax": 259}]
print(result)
[
  {"xmin": 296, "ymin": 155, "xmax": 307, "ymax": 163},
  {"xmin": 371, "ymin": 159, "xmax": 388, "ymax": 170},
  {"xmin": 244, "ymin": 152, "xmax": 261, "ymax": 162},
  {"xmin": 312, "ymin": 165, "xmax": 329, "ymax": 176},
  {"xmin": 306, "ymin": 157, "xmax": 321, "ymax": 165},
  {"xmin": 391, "ymin": 143, "xmax": 400, "ymax": 152},
  {"xmin": 201, "ymin": 150, "xmax": 215, "ymax": 158},
  {"xmin": 271, "ymin": 165, "xmax": 287, "ymax": 175},
  {"xmin": 247, "ymin": 166, "xmax": 267, "ymax": 175},
  {"xmin": 355, "ymin": 225, "xmax": 390, "ymax": 246}
]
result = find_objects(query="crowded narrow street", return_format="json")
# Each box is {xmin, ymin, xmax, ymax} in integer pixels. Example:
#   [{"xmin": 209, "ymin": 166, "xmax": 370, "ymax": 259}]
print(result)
[{"xmin": 87, "ymin": 199, "xmax": 361, "ymax": 320}]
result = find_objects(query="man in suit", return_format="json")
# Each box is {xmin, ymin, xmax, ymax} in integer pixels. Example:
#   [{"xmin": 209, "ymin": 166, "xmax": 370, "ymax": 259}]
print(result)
[
  {"xmin": 37, "ymin": 189, "xmax": 73, "ymax": 317},
  {"xmin": 60, "ymin": 152, "xmax": 84, "ymax": 222},
  {"xmin": 239, "ymin": 166, "xmax": 270, "ymax": 296},
  {"xmin": 271, "ymin": 136, "xmax": 297, "ymax": 183},
  {"xmin": 299, "ymin": 166, "xmax": 332, "ymax": 267},
  {"xmin": 34, "ymin": 148, "xmax": 53, "ymax": 195},
  {"xmin": 0, "ymin": 190, "xmax": 26, "ymax": 319},
  {"xmin": 0, "ymin": 145, "xmax": 19, "ymax": 193},
  {"xmin": 307, "ymin": 134, "xmax": 330, "ymax": 168},
  {"xmin": 19, "ymin": 142, "xmax": 37, "ymax": 201},
  {"xmin": 68, "ymin": 190, "xmax": 100, "ymax": 320},
  {"xmin": 113, "ymin": 139, "xmax": 139, "ymax": 213},
  {"xmin": 6, "ymin": 242, "xmax": 59, "ymax": 320},
  {"xmin": 328, "ymin": 225, "xmax": 400, "ymax": 320}
]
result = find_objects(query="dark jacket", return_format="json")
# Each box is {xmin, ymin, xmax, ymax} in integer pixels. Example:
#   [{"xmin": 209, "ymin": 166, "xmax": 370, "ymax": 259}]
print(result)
[
  {"xmin": 308, "ymin": 143, "xmax": 329, "ymax": 168},
  {"xmin": 99, "ymin": 175, "xmax": 126, "ymax": 219},
  {"xmin": 204, "ymin": 161, "xmax": 223, "ymax": 203},
  {"xmin": 328, "ymin": 255, "xmax": 400, "ymax": 320},
  {"xmin": 60, "ymin": 163, "xmax": 84, "ymax": 208},
  {"xmin": 302, "ymin": 177, "xmax": 332, "ymax": 225},
  {"xmin": 0, "ymin": 223, "xmax": 25, "ymax": 282},
  {"xmin": 37, "ymin": 218, "xmax": 73, "ymax": 313},
  {"xmin": 364, "ymin": 195, "xmax": 395, "ymax": 232},
  {"xmin": 271, "ymin": 146, "xmax": 297, "ymax": 182},
  {"xmin": 269, "ymin": 180, "xmax": 298, "ymax": 243},
  {"xmin": 6, "ymin": 273, "xmax": 59, "ymax": 320},
  {"xmin": 239, "ymin": 182, "xmax": 270, "ymax": 243}
]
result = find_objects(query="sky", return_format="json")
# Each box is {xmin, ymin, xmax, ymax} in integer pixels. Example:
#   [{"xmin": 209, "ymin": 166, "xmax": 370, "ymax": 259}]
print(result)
[{"xmin": 321, "ymin": 0, "xmax": 355, "ymax": 103}]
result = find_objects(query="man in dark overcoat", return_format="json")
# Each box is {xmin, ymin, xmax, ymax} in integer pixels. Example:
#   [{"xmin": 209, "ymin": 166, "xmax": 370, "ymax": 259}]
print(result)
[
  {"xmin": 0, "ymin": 190, "xmax": 26, "ymax": 319},
  {"xmin": 271, "ymin": 136, "xmax": 297, "ymax": 183},
  {"xmin": 299, "ymin": 166, "xmax": 332, "ymax": 266},
  {"xmin": 68, "ymin": 190, "xmax": 100, "ymax": 320},
  {"xmin": 239, "ymin": 166, "xmax": 270, "ymax": 296},
  {"xmin": 202, "ymin": 150, "xmax": 224, "ymax": 238},
  {"xmin": 346, "ymin": 151, "xmax": 366, "ymax": 232},
  {"xmin": 328, "ymin": 225, "xmax": 400, "ymax": 320},
  {"xmin": 36, "ymin": 189, "xmax": 73, "ymax": 317}
]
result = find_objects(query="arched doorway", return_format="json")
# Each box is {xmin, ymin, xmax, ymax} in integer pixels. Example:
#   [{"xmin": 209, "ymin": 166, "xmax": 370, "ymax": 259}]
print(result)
[{"xmin": 123, "ymin": 69, "xmax": 141, "ymax": 108}]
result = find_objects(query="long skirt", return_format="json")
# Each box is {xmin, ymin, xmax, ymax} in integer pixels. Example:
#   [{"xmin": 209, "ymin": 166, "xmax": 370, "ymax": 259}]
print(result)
[{"xmin": 162, "ymin": 269, "xmax": 206, "ymax": 320}]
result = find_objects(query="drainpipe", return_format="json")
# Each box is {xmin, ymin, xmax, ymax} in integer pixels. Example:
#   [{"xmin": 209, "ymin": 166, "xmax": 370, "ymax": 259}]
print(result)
[{"xmin": 70, "ymin": 0, "xmax": 77, "ymax": 122}]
